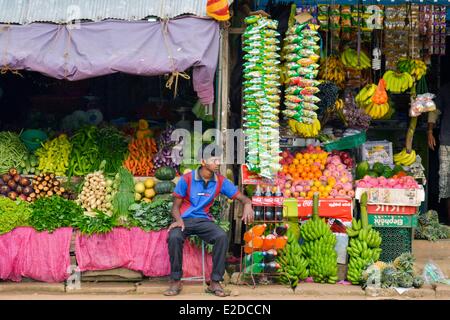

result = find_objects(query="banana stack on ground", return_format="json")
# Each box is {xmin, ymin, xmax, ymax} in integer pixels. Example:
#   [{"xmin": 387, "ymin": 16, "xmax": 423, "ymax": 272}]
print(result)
[
  {"xmin": 393, "ymin": 148, "xmax": 416, "ymax": 166},
  {"xmin": 318, "ymin": 56, "xmax": 346, "ymax": 88},
  {"xmin": 340, "ymin": 48, "xmax": 371, "ymax": 70},
  {"xmin": 287, "ymin": 118, "xmax": 321, "ymax": 138},
  {"xmin": 277, "ymin": 227, "xmax": 309, "ymax": 289},
  {"xmin": 382, "ymin": 70, "xmax": 414, "ymax": 94},
  {"xmin": 300, "ymin": 193, "xmax": 338, "ymax": 284},
  {"xmin": 346, "ymin": 192, "xmax": 382, "ymax": 285},
  {"xmin": 397, "ymin": 58, "xmax": 427, "ymax": 81},
  {"xmin": 355, "ymin": 84, "xmax": 390, "ymax": 119}
]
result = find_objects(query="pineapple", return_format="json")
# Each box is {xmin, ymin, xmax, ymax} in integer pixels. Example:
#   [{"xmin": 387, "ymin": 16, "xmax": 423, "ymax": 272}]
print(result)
[
  {"xmin": 413, "ymin": 275, "xmax": 424, "ymax": 288},
  {"xmin": 395, "ymin": 271, "xmax": 414, "ymax": 288},
  {"xmin": 381, "ymin": 264, "xmax": 398, "ymax": 288},
  {"xmin": 393, "ymin": 253, "xmax": 415, "ymax": 274},
  {"xmin": 374, "ymin": 261, "xmax": 387, "ymax": 271}
]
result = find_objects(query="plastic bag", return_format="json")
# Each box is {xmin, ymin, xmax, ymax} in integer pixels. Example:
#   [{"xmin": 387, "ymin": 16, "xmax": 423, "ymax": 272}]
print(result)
[{"xmin": 423, "ymin": 260, "xmax": 450, "ymax": 285}]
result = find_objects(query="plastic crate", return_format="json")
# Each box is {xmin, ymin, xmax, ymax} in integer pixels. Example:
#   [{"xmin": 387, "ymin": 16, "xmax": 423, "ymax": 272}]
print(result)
[
  {"xmin": 374, "ymin": 227, "xmax": 413, "ymax": 262},
  {"xmin": 323, "ymin": 131, "xmax": 366, "ymax": 151}
]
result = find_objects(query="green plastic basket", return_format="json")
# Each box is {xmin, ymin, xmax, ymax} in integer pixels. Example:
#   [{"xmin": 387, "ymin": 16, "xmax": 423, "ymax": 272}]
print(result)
[
  {"xmin": 323, "ymin": 131, "xmax": 366, "ymax": 151},
  {"xmin": 20, "ymin": 129, "xmax": 48, "ymax": 151},
  {"xmin": 374, "ymin": 227, "xmax": 413, "ymax": 262}
]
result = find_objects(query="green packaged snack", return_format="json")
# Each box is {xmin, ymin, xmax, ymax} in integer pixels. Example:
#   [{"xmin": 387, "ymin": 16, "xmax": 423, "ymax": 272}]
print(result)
[
  {"xmin": 244, "ymin": 108, "xmax": 259, "ymax": 115},
  {"xmin": 243, "ymin": 115, "xmax": 261, "ymax": 122},
  {"xmin": 244, "ymin": 15, "xmax": 260, "ymax": 25},
  {"xmin": 243, "ymin": 122, "xmax": 260, "ymax": 129}
]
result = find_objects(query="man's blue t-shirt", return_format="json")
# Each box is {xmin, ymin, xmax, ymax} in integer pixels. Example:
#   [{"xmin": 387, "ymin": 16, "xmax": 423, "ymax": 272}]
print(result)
[{"xmin": 172, "ymin": 169, "xmax": 240, "ymax": 219}]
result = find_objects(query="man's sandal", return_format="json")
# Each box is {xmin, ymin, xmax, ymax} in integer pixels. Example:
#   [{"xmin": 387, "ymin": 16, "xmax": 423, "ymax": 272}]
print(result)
[
  {"xmin": 164, "ymin": 283, "xmax": 182, "ymax": 296},
  {"xmin": 205, "ymin": 286, "xmax": 230, "ymax": 297}
]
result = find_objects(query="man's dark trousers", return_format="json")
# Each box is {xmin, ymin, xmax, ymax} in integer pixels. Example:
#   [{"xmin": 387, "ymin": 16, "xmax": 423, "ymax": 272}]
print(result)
[{"xmin": 168, "ymin": 218, "xmax": 228, "ymax": 282}]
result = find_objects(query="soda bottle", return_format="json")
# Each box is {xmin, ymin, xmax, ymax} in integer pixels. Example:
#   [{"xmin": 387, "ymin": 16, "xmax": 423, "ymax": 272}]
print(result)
[
  {"xmin": 274, "ymin": 186, "xmax": 284, "ymax": 221},
  {"xmin": 246, "ymin": 236, "xmax": 263, "ymax": 250},
  {"xmin": 274, "ymin": 236, "xmax": 288, "ymax": 250},
  {"xmin": 263, "ymin": 249, "xmax": 277, "ymax": 263},
  {"xmin": 243, "ymin": 224, "xmax": 267, "ymax": 243},
  {"xmin": 274, "ymin": 224, "xmax": 289, "ymax": 237},
  {"xmin": 244, "ymin": 251, "xmax": 265, "ymax": 266},
  {"xmin": 263, "ymin": 262, "xmax": 280, "ymax": 273},
  {"xmin": 264, "ymin": 186, "xmax": 274, "ymax": 221},
  {"xmin": 262, "ymin": 234, "xmax": 276, "ymax": 251},
  {"xmin": 244, "ymin": 263, "xmax": 265, "ymax": 274},
  {"xmin": 253, "ymin": 185, "xmax": 264, "ymax": 221}
]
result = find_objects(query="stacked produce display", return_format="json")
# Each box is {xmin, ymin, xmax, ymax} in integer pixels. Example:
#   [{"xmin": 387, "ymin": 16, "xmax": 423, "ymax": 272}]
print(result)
[
  {"xmin": 283, "ymin": 22, "xmax": 321, "ymax": 138},
  {"xmin": 242, "ymin": 15, "xmax": 282, "ymax": 179}
]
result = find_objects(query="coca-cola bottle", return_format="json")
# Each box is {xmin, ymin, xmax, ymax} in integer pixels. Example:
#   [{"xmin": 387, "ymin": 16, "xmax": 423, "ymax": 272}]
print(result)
[
  {"xmin": 253, "ymin": 185, "xmax": 264, "ymax": 221},
  {"xmin": 264, "ymin": 186, "xmax": 274, "ymax": 221},
  {"xmin": 274, "ymin": 186, "xmax": 284, "ymax": 221},
  {"xmin": 263, "ymin": 262, "xmax": 280, "ymax": 273}
]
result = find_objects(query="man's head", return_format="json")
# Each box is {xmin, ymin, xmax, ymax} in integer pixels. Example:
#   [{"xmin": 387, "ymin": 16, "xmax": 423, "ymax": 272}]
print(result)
[{"xmin": 198, "ymin": 143, "xmax": 222, "ymax": 173}]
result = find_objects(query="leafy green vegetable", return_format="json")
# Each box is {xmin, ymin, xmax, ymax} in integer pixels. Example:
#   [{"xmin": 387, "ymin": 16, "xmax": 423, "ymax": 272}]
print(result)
[
  {"xmin": 30, "ymin": 196, "xmax": 84, "ymax": 232},
  {"xmin": 112, "ymin": 167, "xmax": 135, "ymax": 225},
  {"xmin": 128, "ymin": 199, "xmax": 173, "ymax": 231},
  {"xmin": 96, "ymin": 126, "xmax": 129, "ymax": 175},
  {"xmin": 72, "ymin": 211, "xmax": 116, "ymax": 236},
  {"xmin": 0, "ymin": 197, "xmax": 31, "ymax": 234}
]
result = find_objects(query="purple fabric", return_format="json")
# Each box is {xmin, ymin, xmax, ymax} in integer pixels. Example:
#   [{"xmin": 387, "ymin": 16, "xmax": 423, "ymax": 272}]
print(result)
[
  {"xmin": 0, "ymin": 227, "xmax": 72, "ymax": 282},
  {"xmin": 0, "ymin": 18, "xmax": 219, "ymax": 104},
  {"xmin": 75, "ymin": 228, "xmax": 213, "ymax": 279}
]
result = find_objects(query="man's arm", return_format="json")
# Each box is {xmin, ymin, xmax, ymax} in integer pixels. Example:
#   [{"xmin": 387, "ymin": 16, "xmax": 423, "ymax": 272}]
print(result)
[
  {"xmin": 235, "ymin": 193, "xmax": 254, "ymax": 225},
  {"xmin": 427, "ymin": 105, "xmax": 441, "ymax": 151},
  {"xmin": 168, "ymin": 197, "xmax": 185, "ymax": 231}
]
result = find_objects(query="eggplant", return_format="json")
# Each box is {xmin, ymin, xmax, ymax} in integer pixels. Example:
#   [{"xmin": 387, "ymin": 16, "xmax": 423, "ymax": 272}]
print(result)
[
  {"xmin": 0, "ymin": 179, "xmax": 4, "ymax": 186},
  {"xmin": 13, "ymin": 174, "xmax": 21, "ymax": 183},
  {"xmin": 15, "ymin": 185, "xmax": 23, "ymax": 194},
  {"xmin": 7, "ymin": 180, "xmax": 17, "ymax": 190},
  {"xmin": 22, "ymin": 186, "xmax": 33, "ymax": 196},
  {"xmin": 0, "ymin": 185, "xmax": 10, "ymax": 195},
  {"xmin": 9, "ymin": 168, "xmax": 18, "ymax": 176},
  {"xmin": 2, "ymin": 174, "xmax": 11, "ymax": 183},
  {"xmin": 20, "ymin": 177, "xmax": 31, "ymax": 187},
  {"xmin": 8, "ymin": 191, "xmax": 18, "ymax": 201}
]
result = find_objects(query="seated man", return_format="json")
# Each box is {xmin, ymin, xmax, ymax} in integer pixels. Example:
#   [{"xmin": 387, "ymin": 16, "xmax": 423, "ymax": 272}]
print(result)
[{"xmin": 164, "ymin": 144, "xmax": 254, "ymax": 297}]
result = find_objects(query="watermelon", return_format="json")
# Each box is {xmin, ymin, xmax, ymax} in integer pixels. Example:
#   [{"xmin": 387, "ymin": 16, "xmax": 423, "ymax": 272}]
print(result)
[
  {"xmin": 382, "ymin": 167, "xmax": 394, "ymax": 178},
  {"xmin": 356, "ymin": 161, "xmax": 370, "ymax": 180},
  {"xmin": 392, "ymin": 164, "xmax": 404, "ymax": 175},
  {"xmin": 155, "ymin": 166, "xmax": 176, "ymax": 181},
  {"xmin": 155, "ymin": 181, "xmax": 176, "ymax": 194},
  {"xmin": 366, "ymin": 171, "xmax": 379, "ymax": 178},
  {"xmin": 372, "ymin": 162, "xmax": 386, "ymax": 175}
]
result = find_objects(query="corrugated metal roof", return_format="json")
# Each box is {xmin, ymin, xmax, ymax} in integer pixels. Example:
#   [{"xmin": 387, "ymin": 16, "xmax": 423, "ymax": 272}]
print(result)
[{"xmin": 0, "ymin": 0, "xmax": 232, "ymax": 24}]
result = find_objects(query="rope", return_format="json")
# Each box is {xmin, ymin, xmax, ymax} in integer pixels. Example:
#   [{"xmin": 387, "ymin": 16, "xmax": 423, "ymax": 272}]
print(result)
[
  {"xmin": 161, "ymin": 18, "xmax": 191, "ymax": 98},
  {"xmin": 0, "ymin": 25, "xmax": 23, "ymax": 77}
]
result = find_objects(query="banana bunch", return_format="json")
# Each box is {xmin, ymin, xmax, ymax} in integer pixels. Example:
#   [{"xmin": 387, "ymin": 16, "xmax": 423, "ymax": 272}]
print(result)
[
  {"xmin": 287, "ymin": 118, "xmax": 321, "ymax": 138},
  {"xmin": 346, "ymin": 193, "xmax": 383, "ymax": 285},
  {"xmin": 383, "ymin": 70, "xmax": 414, "ymax": 94},
  {"xmin": 278, "ymin": 229, "xmax": 309, "ymax": 289},
  {"xmin": 340, "ymin": 48, "xmax": 371, "ymax": 70},
  {"xmin": 300, "ymin": 195, "xmax": 338, "ymax": 284},
  {"xmin": 335, "ymin": 98, "xmax": 344, "ymax": 110},
  {"xmin": 355, "ymin": 84, "xmax": 389, "ymax": 119},
  {"xmin": 364, "ymin": 102, "xmax": 390, "ymax": 120},
  {"xmin": 393, "ymin": 148, "xmax": 416, "ymax": 166},
  {"xmin": 318, "ymin": 56, "xmax": 346, "ymax": 88},
  {"xmin": 397, "ymin": 58, "xmax": 427, "ymax": 81}
]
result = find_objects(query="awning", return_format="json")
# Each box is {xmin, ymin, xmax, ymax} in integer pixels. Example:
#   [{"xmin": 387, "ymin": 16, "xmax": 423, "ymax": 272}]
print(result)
[{"xmin": 0, "ymin": 17, "xmax": 219, "ymax": 104}]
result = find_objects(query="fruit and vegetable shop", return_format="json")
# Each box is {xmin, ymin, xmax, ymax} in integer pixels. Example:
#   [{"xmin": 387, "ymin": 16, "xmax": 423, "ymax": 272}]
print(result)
[{"xmin": 0, "ymin": 0, "xmax": 449, "ymax": 290}]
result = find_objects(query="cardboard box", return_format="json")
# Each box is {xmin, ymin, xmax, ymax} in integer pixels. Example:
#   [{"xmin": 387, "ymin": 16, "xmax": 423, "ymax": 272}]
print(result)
[
  {"xmin": 355, "ymin": 186, "xmax": 425, "ymax": 206},
  {"xmin": 282, "ymin": 198, "xmax": 353, "ymax": 222},
  {"xmin": 241, "ymin": 165, "xmax": 273, "ymax": 185}
]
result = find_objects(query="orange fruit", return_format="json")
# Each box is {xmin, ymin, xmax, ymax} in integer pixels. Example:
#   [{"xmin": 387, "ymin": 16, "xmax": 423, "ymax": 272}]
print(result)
[
  {"xmin": 301, "ymin": 172, "xmax": 308, "ymax": 179},
  {"xmin": 307, "ymin": 159, "xmax": 314, "ymax": 165},
  {"xmin": 303, "ymin": 153, "xmax": 311, "ymax": 160},
  {"xmin": 292, "ymin": 172, "xmax": 300, "ymax": 179},
  {"xmin": 319, "ymin": 186, "xmax": 325, "ymax": 192},
  {"xmin": 282, "ymin": 166, "xmax": 289, "ymax": 174},
  {"xmin": 293, "ymin": 159, "xmax": 299, "ymax": 165},
  {"xmin": 311, "ymin": 186, "xmax": 318, "ymax": 192},
  {"xmin": 307, "ymin": 172, "xmax": 314, "ymax": 179},
  {"xmin": 325, "ymin": 185, "xmax": 332, "ymax": 192},
  {"xmin": 295, "ymin": 153, "xmax": 303, "ymax": 160},
  {"xmin": 314, "ymin": 181, "xmax": 322, "ymax": 188},
  {"xmin": 300, "ymin": 159, "xmax": 307, "ymax": 165},
  {"xmin": 322, "ymin": 192, "xmax": 329, "ymax": 198},
  {"xmin": 315, "ymin": 171, "xmax": 322, "ymax": 179},
  {"xmin": 297, "ymin": 165, "xmax": 304, "ymax": 172},
  {"xmin": 311, "ymin": 154, "xmax": 318, "ymax": 160},
  {"xmin": 307, "ymin": 191, "xmax": 314, "ymax": 198}
]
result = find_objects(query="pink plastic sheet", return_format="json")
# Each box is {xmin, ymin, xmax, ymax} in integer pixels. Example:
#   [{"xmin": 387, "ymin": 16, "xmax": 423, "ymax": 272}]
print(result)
[
  {"xmin": 0, "ymin": 17, "xmax": 219, "ymax": 104},
  {"xmin": 0, "ymin": 227, "xmax": 72, "ymax": 282},
  {"xmin": 75, "ymin": 228, "xmax": 213, "ymax": 279}
]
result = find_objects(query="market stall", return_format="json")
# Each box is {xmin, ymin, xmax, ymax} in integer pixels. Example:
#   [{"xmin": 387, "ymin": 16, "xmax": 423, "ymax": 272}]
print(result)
[
  {"xmin": 0, "ymin": 5, "xmax": 225, "ymax": 283},
  {"xmin": 236, "ymin": 0, "xmax": 448, "ymax": 289}
]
